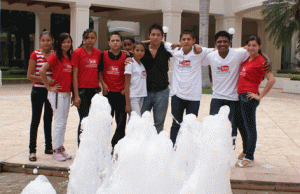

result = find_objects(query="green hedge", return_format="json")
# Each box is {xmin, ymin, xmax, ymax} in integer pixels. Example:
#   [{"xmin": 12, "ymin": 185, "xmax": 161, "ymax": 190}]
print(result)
[
  {"xmin": 290, "ymin": 76, "xmax": 300, "ymax": 81},
  {"xmin": 0, "ymin": 67, "xmax": 11, "ymax": 71},
  {"xmin": 277, "ymin": 69, "xmax": 300, "ymax": 74},
  {"xmin": 6, "ymin": 67, "xmax": 27, "ymax": 75}
]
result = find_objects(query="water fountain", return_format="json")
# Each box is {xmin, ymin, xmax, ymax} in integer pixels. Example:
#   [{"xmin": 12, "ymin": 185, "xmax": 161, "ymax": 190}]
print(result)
[{"xmin": 22, "ymin": 94, "xmax": 236, "ymax": 194}]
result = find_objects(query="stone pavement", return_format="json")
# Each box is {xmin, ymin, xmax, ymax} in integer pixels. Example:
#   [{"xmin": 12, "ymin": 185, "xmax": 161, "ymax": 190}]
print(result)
[{"xmin": 1, "ymin": 84, "xmax": 300, "ymax": 192}]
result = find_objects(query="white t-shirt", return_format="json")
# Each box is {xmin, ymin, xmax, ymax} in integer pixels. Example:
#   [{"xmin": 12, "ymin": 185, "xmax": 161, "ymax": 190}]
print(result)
[
  {"xmin": 202, "ymin": 48, "xmax": 249, "ymax": 101},
  {"xmin": 165, "ymin": 42, "xmax": 213, "ymax": 101},
  {"xmin": 125, "ymin": 58, "xmax": 147, "ymax": 97}
]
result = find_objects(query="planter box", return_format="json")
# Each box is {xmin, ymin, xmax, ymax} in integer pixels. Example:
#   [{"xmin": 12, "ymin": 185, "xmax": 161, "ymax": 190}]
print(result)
[
  {"xmin": 260, "ymin": 77, "xmax": 290, "ymax": 89},
  {"xmin": 283, "ymin": 79, "xmax": 300, "ymax": 94}
]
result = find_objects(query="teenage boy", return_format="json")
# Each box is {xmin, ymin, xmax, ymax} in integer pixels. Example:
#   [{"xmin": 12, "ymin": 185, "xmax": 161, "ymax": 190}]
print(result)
[
  {"xmin": 140, "ymin": 24, "xmax": 172, "ymax": 134},
  {"xmin": 202, "ymin": 31, "xmax": 270, "ymax": 148},
  {"xmin": 164, "ymin": 30, "xmax": 213, "ymax": 145},
  {"xmin": 98, "ymin": 32, "xmax": 127, "ymax": 149}
]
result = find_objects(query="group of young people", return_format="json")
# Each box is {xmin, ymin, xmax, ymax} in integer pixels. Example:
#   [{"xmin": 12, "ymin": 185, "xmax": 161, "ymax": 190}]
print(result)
[{"xmin": 27, "ymin": 23, "xmax": 275, "ymax": 167}]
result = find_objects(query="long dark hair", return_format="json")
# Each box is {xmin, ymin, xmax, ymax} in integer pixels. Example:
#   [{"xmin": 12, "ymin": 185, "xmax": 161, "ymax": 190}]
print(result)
[
  {"xmin": 55, "ymin": 33, "xmax": 73, "ymax": 62},
  {"xmin": 79, "ymin": 29, "xmax": 97, "ymax": 48},
  {"xmin": 246, "ymin": 35, "xmax": 262, "ymax": 55}
]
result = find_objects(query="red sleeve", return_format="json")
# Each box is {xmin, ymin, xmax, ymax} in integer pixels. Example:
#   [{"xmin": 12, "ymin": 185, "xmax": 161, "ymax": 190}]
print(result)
[
  {"xmin": 71, "ymin": 49, "xmax": 80, "ymax": 67},
  {"xmin": 47, "ymin": 53, "xmax": 57, "ymax": 68},
  {"xmin": 30, "ymin": 51, "xmax": 37, "ymax": 62}
]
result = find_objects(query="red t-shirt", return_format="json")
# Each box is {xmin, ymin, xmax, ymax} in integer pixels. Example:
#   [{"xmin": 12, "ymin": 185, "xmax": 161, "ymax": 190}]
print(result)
[
  {"xmin": 102, "ymin": 51, "xmax": 127, "ymax": 92},
  {"xmin": 30, "ymin": 49, "xmax": 53, "ymax": 88},
  {"xmin": 71, "ymin": 47, "xmax": 101, "ymax": 88},
  {"xmin": 47, "ymin": 53, "xmax": 72, "ymax": 93},
  {"xmin": 237, "ymin": 55, "xmax": 266, "ymax": 94}
]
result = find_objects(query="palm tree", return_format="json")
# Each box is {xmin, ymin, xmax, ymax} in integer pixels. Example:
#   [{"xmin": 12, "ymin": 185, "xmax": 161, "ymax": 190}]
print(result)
[
  {"xmin": 262, "ymin": 0, "xmax": 300, "ymax": 48},
  {"xmin": 199, "ymin": 0, "xmax": 210, "ymax": 88}
]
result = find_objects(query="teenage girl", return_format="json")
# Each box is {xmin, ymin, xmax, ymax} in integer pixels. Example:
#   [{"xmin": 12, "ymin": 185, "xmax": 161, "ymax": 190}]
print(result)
[
  {"xmin": 40, "ymin": 33, "xmax": 73, "ymax": 162},
  {"xmin": 236, "ymin": 36, "xmax": 275, "ymax": 167},
  {"xmin": 27, "ymin": 31, "xmax": 54, "ymax": 162},
  {"xmin": 122, "ymin": 36, "xmax": 135, "ymax": 57},
  {"xmin": 124, "ymin": 42, "xmax": 147, "ymax": 116},
  {"xmin": 72, "ymin": 29, "xmax": 102, "ymax": 146}
]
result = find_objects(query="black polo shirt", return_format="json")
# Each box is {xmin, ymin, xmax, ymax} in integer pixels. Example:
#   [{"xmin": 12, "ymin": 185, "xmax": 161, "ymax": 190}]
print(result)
[{"xmin": 141, "ymin": 43, "xmax": 172, "ymax": 92}]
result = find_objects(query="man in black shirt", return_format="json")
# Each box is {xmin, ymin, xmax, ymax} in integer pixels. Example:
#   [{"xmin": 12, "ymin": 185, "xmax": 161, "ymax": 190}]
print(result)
[{"xmin": 141, "ymin": 24, "xmax": 172, "ymax": 133}]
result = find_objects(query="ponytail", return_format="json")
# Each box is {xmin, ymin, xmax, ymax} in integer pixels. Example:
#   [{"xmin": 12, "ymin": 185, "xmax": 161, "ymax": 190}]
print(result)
[{"xmin": 78, "ymin": 41, "xmax": 84, "ymax": 48}]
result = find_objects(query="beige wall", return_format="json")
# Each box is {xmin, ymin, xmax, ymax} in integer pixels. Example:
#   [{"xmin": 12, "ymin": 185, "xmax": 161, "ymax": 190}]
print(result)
[{"xmin": 2, "ymin": 0, "xmax": 282, "ymax": 70}]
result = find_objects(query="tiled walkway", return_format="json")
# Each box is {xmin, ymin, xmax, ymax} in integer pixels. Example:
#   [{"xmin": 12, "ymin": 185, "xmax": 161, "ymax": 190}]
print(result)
[{"xmin": 1, "ymin": 84, "xmax": 300, "ymax": 191}]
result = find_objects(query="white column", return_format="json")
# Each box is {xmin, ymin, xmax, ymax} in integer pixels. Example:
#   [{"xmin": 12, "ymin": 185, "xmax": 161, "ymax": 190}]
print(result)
[
  {"xmin": 215, "ymin": 16, "xmax": 224, "ymax": 33},
  {"xmin": 163, "ymin": 10, "xmax": 182, "ymax": 44},
  {"xmin": 98, "ymin": 17, "xmax": 108, "ymax": 51},
  {"xmin": 139, "ymin": 22, "xmax": 147, "ymax": 42},
  {"xmin": 34, "ymin": 11, "xmax": 51, "ymax": 50},
  {"xmin": 92, "ymin": 17, "xmax": 99, "ymax": 49},
  {"xmin": 223, "ymin": 16, "xmax": 242, "ymax": 47},
  {"xmin": 70, "ymin": 2, "xmax": 91, "ymax": 48}
]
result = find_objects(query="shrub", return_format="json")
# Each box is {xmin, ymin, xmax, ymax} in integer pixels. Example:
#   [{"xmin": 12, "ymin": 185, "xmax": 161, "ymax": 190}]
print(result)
[
  {"xmin": 6, "ymin": 67, "xmax": 27, "ymax": 75},
  {"xmin": 290, "ymin": 76, "xmax": 300, "ymax": 81},
  {"xmin": 277, "ymin": 69, "xmax": 300, "ymax": 74},
  {"xmin": 8, "ymin": 60, "xmax": 27, "ymax": 69},
  {"xmin": 0, "ymin": 67, "xmax": 11, "ymax": 71}
]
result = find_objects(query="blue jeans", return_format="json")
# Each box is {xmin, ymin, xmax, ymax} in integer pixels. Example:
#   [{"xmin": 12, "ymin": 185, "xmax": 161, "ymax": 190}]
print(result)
[
  {"xmin": 141, "ymin": 88, "xmax": 169, "ymax": 133},
  {"xmin": 170, "ymin": 95, "xmax": 200, "ymax": 145},
  {"xmin": 210, "ymin": 98, "xmax": 245, "ymax": 137},
  {"xmin": 239, "ymin": 93, "xmax": 260, "ymax": 161},
  {"xmin": 77, "ymin": 88, "xmax": 99, "ymax": 146}
]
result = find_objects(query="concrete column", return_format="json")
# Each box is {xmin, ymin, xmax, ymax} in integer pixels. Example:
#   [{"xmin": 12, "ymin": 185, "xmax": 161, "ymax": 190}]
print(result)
[
  {"xmin": 163, "ymin": 10, "xmax": 182, "ymax": 44},
  {"xmin": 258, "ymin": 20, "xmax": 281, "ymax": 71},
  {"xmin": 34, "ymin": 11, "xmax": 51, "ymax": 50},
  {"xmin": 92, "ymin": 17, "xmax": 99, "ymax": 49},
  {"xmin": 291, "ymin": 33, "xmax": 298, "ymax": 66},
  {"xmin": 139, "ymin": 22, "xmax": 147, "ymax": 41},
  {"xmin": 215, "ymin": 16, "xmax": 224, "ymax": 33},
  {"xmin": 70, "ymin": 2, "xmax": 91, "ymax": 48},
  {"xmin": 223, "ymin": 16, "xmax": 242, "ymax": 47},
  {"xmin": 97, "ymin": 17, "xmax": 108, "ymax": 51}
]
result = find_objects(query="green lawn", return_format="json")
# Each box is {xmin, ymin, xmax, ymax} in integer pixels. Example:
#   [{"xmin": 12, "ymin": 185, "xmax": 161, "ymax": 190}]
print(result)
[{"xmin": 202, "ymin": 88, "xmax": 212, "ymax": 94}]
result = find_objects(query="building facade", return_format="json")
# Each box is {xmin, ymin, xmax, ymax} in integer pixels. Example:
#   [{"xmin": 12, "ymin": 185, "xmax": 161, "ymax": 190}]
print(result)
[{"xmin": 2, "ymin": 0, "xmax": 288, "ymax": 73}]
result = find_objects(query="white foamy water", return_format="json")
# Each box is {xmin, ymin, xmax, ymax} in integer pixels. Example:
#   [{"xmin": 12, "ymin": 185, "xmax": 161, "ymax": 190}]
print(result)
[
  {"xmin": 21, "ymin": 175, "xmax": 56, "ymax": 194},
  {"xmin": 22, "ymin": 94, "xmax": 236, "ymax": 194}
]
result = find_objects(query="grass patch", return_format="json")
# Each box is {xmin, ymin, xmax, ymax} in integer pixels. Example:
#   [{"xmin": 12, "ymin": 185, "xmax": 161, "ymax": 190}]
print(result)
[{"xmin": 202, "ymin": 88, "xmax": 212, "ymax": 94}]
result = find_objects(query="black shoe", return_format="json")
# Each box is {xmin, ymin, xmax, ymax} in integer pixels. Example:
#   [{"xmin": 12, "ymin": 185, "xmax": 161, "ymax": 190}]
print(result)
[
  {"xmin": 44, "ymin": 149, "xmax": 53, "ymax": 155},
  {"xmin": 29, "ymin": 154, "xmax": 37, "ymax": 162}
]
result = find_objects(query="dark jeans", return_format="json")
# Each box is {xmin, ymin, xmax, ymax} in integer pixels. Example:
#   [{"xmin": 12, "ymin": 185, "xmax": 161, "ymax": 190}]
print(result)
[
  {"xmin": 141, "ymin": 88, "xmax": 169, "ymax": 133},
  {"xmin": 239, "ymin": 93, "xmax": 260, "ymax": 161},
  {"xmin": 77, "ymin": 88, "xmax": 99, "ymax": 146},
  {"xmin": 210, "ymin": 98, "xmax": 245, "ymax": 137},
  {"xmin": 29, "ymin": 87, "xmax": 53, "ymax": 154},
  {"xmin": 105, "ymin": 92, "xmax": 127, "ymax": 149},
  {"xmin": 170, "ymin": 95, "xmax": 200, "ymax": 145}
]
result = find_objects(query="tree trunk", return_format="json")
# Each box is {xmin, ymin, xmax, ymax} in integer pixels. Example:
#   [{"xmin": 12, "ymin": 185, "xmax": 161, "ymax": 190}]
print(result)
[{"xmin": 199, "ymin": 0, "xmax": 211, "ymax": 88}]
